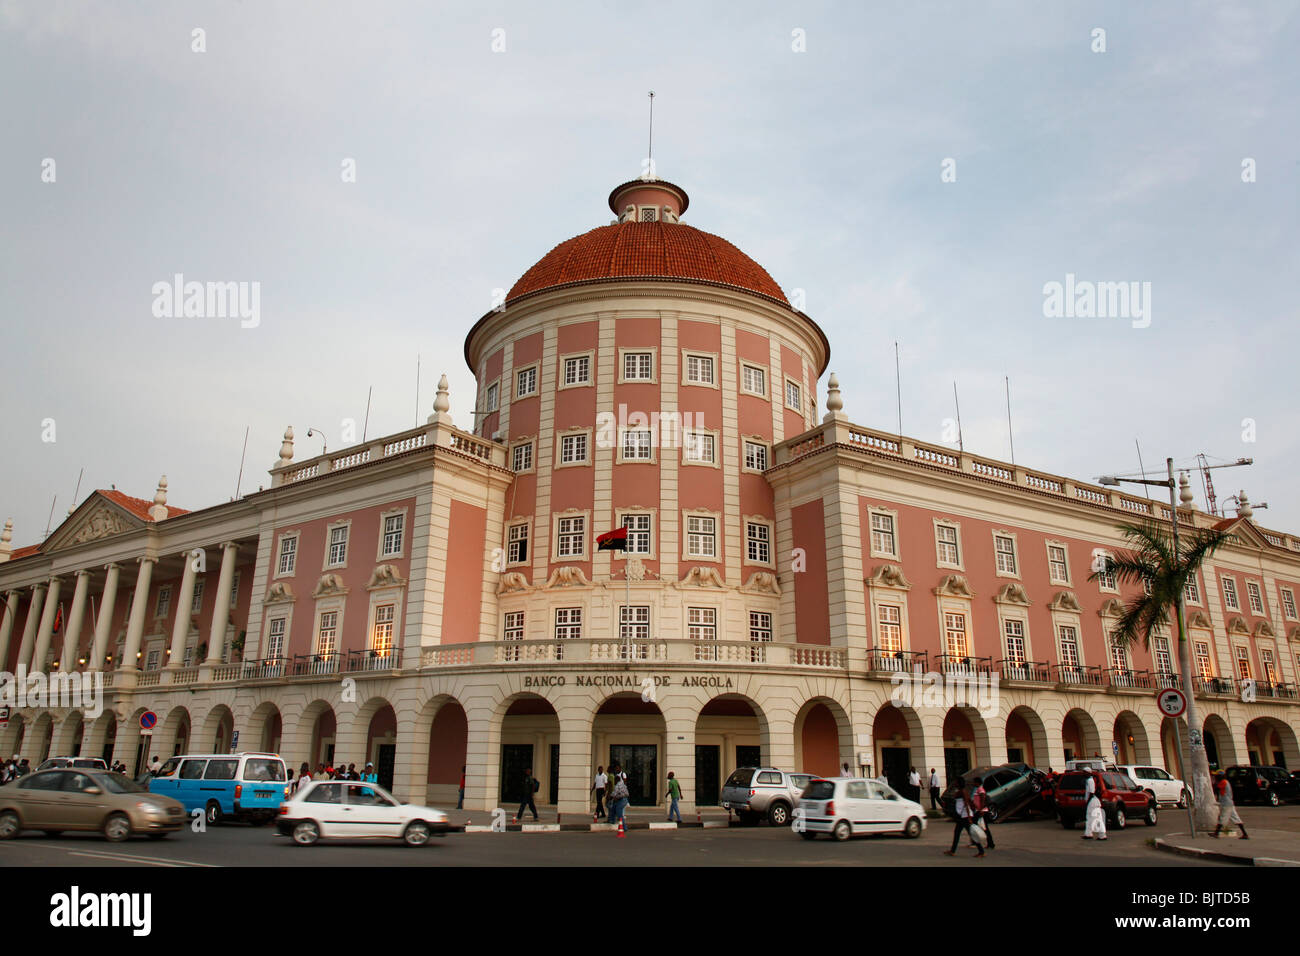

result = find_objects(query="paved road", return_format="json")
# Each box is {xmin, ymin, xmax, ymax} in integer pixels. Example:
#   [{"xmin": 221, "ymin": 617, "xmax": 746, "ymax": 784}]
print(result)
[{"xmin": 0, "ymin": 810, "xmax": 1239, "ymax": 867}]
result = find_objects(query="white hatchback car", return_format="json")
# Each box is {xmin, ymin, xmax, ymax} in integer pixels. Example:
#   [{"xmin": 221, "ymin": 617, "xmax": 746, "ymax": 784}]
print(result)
[
  {"xmin": 276, "ymin": 779, "xmax": 450, "ymax": 846},
  {"xmin": 1115, "ymin": 764, "xmax": 1190, "ymax": 807},
  {"xmin": 795, "ymin": 777, "xmax": 927, "ymax": 841}
]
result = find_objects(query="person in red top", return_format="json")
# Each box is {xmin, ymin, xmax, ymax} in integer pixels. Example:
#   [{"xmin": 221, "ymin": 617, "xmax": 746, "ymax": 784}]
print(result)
[{"xmin": 457, "ymin": 765, "xmax": 466, "ymax": 809}]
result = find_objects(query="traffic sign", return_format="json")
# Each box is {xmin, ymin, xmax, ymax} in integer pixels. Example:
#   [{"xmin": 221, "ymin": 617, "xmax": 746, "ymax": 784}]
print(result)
[
  {"xmin": 140, "ymin": 711, "xmax": 157, "ymax": 731},
  {"xmin": 1111, "ymin": 741, "xmax": 1119, "ymax": 755},
  {"xmin": 0, "ymin": 705, "xmax": 9, "ymax": 727},
  {"xmin": 1157, "ymin": 687, "xmax": 1187, "ymax": 718}
]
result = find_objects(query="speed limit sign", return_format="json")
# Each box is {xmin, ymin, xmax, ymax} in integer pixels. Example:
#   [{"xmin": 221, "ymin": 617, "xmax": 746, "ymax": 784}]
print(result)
[{"xmin": 1157, "ymin": 687, "xmax": 1187, "ymax": 718}]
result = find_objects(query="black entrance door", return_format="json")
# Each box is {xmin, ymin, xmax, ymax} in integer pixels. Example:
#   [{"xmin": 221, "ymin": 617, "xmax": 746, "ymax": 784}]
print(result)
[
  {"xmin": 549, "ymin": 743, "xmax": 560, "ymax": 803},
  {"xmin": 501, "ymin": 744, "xmax": 534, "ymax": 804},
  {"xmin": 695, "ymin": 745, "xmax": 720, "ymax": 805},
  {"xmin": 376, "ymin": 744, "xmax": 396, "ymax": 792},
  {"xmin": 610, "ymin": 745, "xmax": 657, "ymax": 806},
  {"xmin": 882, "ymin": 747, "xmax": 911, "ymax": 792},
  {"xmin": 736, "ymin": 745, "xmax": 761, "ymax": 769},
  {"xmin": 1204, "ymin": 731, "xmax": 1220, "ymax": 771},
  {"xmin": 944, "ymin": 747, "xmax": 970, "ymax": 786}
]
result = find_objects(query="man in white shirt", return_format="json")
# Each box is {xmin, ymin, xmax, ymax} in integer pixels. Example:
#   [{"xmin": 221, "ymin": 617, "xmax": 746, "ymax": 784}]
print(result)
[
  {"xmin": 1083, "ymin": 773, "xmax": 1107, "ymax": 840},
  {"xmin": 908, "ymin": 767, "xmax": 922, "ymax": 802},
  {"xmin": 928, "ymin": 768, "xmax": 941, "ymax": 810},
  {"xmin": 591, "ymin": 766, "xmax": 608, "ymax": 821}
]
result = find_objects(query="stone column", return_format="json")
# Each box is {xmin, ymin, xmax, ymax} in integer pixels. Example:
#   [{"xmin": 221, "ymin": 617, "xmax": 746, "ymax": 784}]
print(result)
[
  {"xmin": 15, "ymin": 583, "xmax": 46, "ymax": 669},
  {"xmin": 120, "ymin": 557, "xmax": 157, "ymax": 674},
  {"xmin": 557, "ymin": 721, "xmax": 592, "ymax": 818},
  {"xmin": 31, "ymin": 576, "xmax": 62, "ymax": 671},
  {"xmin": 60, "ymin": 570, "xmax": 92, "ymax": 671},
  {"xmin": 167, "ymin": 552, "xmax": 199, "ymax": 668},
  {"xmin": 0, "ymin": 590, "xmax": 20, "ymax": 667},
  {"xmin": 204, "ymin": 542, "xmax": 239, "ymax": 665},
  {"xmin": 664, "ymin": 714, "xmax": 696, "ymax": 816},
  {"xmin": 89, "ymin": 563, "xmax": 121, "ymax": 670}
]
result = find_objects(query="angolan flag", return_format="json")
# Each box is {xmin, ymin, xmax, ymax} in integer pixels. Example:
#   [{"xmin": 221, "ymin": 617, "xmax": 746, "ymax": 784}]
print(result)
[
  {"xmin": 596, "ymin": 527, "xmax": 628, "ymax": 551},
  {"xmin": 53, "ymin": 604, "xmax": 63, "ymax": 634}
]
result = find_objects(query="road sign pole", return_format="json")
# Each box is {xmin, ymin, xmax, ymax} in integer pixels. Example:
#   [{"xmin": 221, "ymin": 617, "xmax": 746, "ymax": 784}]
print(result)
[{"xmin": 1175, "ymin": 730, "xmax": 1195, "ymax": 839}]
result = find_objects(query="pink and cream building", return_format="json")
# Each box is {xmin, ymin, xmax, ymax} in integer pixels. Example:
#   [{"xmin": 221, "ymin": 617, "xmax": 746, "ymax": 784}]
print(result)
[{"xmin": 2, "ymin": 177, "xmax": 1299, "ymax": 812}]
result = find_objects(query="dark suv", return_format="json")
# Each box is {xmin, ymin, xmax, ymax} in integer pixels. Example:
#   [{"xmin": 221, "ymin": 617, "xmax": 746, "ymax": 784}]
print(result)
[
  {"xmin": 1054, "ymin": 771, "xmax": 1157, "ymax": 829},
  {"xmin": 1225, "ymin": 765, "xmax": 1300, "ymax": 806}
]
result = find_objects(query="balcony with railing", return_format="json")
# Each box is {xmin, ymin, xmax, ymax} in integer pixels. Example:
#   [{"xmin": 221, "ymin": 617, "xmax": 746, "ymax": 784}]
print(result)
[
  {"xmin": 346, "ymin": 648, "xmax": 400, "ymax": 672},
  {"xmin": 1052, "ymin": 664, "xmax": 1104, "ymax": 687},
  {"xmin": 999, "ymin": 659, "xmax": 1052, "ymax": 683},
  {"xmin": 1193, "ymin": 676, "xmax": 1236, "ymax": 698},
  {"xmin": 420, "ymin": 638, "xmax": 848, "ymax": 669},
  {"xmin": 1104, "ymin": 668, "xmax": 1155, "ymax": 691},
  {"xmin": 867, "ymin": 648, "xmax": 929, "ymax": 674},
  {"xmin": 933, "ymin": 653, "xmax": 993, "ymax": 676}
]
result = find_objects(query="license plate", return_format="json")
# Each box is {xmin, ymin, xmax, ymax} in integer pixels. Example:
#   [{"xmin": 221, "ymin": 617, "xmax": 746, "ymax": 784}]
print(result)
[{"xmin": 256, "ymin": 790, "xmax": 273, "ymax": 798}]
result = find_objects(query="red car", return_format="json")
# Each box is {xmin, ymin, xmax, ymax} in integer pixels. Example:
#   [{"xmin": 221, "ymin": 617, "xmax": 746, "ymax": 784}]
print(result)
[{"xmin": 1054, "ymin": 770, "xmax": 1157, "ymax": 830}]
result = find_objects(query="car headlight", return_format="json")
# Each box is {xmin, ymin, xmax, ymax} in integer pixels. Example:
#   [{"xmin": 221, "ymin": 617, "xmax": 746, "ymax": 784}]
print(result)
[{"xmin": 135, "ymin": 801, "xmax": 162, "ymax": 813}]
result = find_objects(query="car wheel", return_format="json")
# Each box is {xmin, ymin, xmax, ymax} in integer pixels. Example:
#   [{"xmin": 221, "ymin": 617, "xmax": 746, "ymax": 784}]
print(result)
[
  {"xmin": 768, "ymin": 802, "xmax": 790, "ymax": 827},
  {"xmin": 1144, "ymin": 804, "xmax": 1158, "ymax": 826},
  {"xmin": 103, "ymin": 812, "xmax": 131, "ymax": 843},
  {"xmin": 1060, "ymin": 816, "xmax": 1075, "ymax": 829},
  {"xmin": 205, "ymin": 801, "xmax": 223, "ymax": 825},
  {"xmin": 832, "ymin": 819, "xmax": 852, "ymax": 842},
  {"xmin": 1113, "ymin": 807, "xmax": 1127, "ymax": 830},
  {"xmin": 904, "ymin": 816, "xmax": 923, "ymax": 839},
  {"xmin": 1177, "ymin": 789, "xmax": 1190, "ymax": 809},
  {"xmin": 799, "ymin": 831, "xmax": 817, "ymax": 841},
  {"xmin": 1268, "ymin": 791, "xmax": 1281, "ymax": 807},
  {"xmin": 1143, "ymin": 789, "xmax": 1157, "ymax": 804},
  {"xmin": 403, "ymin": 821, "xmax": 432, "ymax": 846},
  {"xmin": 0, "ymin": 812, "xmax": 19, "ymax": 840},
  {"xmin": 292, "ymin": 821, "xmax": 320, "ymax": 846},
  {"xmin": 985, "ymin": 805, "xmax": 1000, "ymax": 824},
  {"xmin": 1030, "ymin": 778, "xmax": 1043, "ymax": 793}
]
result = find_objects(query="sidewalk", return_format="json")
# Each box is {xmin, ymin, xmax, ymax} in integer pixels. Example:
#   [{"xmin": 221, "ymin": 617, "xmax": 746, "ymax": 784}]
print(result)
[
  {"xmin": 1154, "ymin": 829, "xmax": 1300, "ymax": 866},
  {"xmin": 441, "ymin": 805, "xmax": 736, "ymax": 832}
]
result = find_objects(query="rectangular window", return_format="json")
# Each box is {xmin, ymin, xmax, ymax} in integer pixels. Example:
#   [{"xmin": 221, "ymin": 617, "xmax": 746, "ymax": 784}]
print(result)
[
  {"xmin": 1153, "ymin": 636, "xmax": 1173, "ymax": 675},
  {"xmin": 372, "ymin": 604, "xmax": 395, "ymax": 654},
  {"xmin": 146, "ymin": 647, "xmax": 160, "ymax": 671},
  {"xmin": 1109, "ymin": 638, "xmax": 1130, "ymax": 674},
  {"xmin": 944, "ymin": 612, "xmax": 969, "ymax": 658},
  {"xmin": 504, "ymin": 611, "xmax": 525, "ymax": 643},
  {"xmin": 560, "ymin": 433, "xmax": 588, "ymax": 464},
  {"xmin": 1004, "ymin": 620, "xmax": 1026, "ymax": 663},
  {"xmin": 689, "ymin": 607, "xmax": 717, "ymax": 661},
  {"xmin": 516, "ymin": 366, "xmax": 537, "ymax": 398},
  {"xmin": 623, "ymin": 352, "xmax": 653, "ymax": 381},
  {"xmin": 685, "ymin": 354, "xmax": 715, "ymax": 385},
  {"xmin": 619, "ymin": 605, "xmax": 650, "ymax": 642},
  {"xmin": 328, "ymin": 525, "xmax": 349, "ymax": 566},
  {"xmin": 1194, "ymin": 641, "xmax": 1213, "ymax": 679},
  {"xmin": 1048, "ymin": 545, "xmax": 1069, "ymax": 583},
  {"xmin": 749, "ymin": 611, "xmax": 773, "ymax": 644},
  {"xmin": 1246, "ymin": 581, "xmax": 1264, "ymax": 615},
  {"xmin": 191, "ymin": 578, "xmax": 205, "ymax": 615},
  {"xmin": 1282, "ymin": 588, "xmax": 1298, "ymax": 620},
  {"xmin": 619, "ymin": 513, "xmax": 651, "ymax": 555},
  {"xmin": 278, "ymin": 536, "xmax": 297, "ymax": 575},
  {"xmin": 563, "ymin": 355, "xmax": 591, "ymax": 386},
  {"xmin": 183, "ymin": 643, "xmax": 194, "ymax": 667},
  {"xmin": 1097, "ymin": 563, "xmax": 1117, "ymax": 591},
  {"xmin": 994, "ymin": 535, "xmax": 1017, "ymax": 574},
  {"xmin": 1057, "ymin": 626, "xmax": 1080, "ymax": 683},
  {"xmin": 686, "ymin": 515, "xmax": 717, "ymax": 558},
  {"xmin": 557, "ymin": 516, "xmax": 586, "ymax": 558},
  {"xmin": 485, "ymin": 382, "xmax": 499, "ymax": 412},
  {"xmin": 684, "ymin": 431, "xmax": 716, "ymax": 464},
  {"xmin": 870, "ymin": 513, "xmax": 897, "ymax": 557},
  {"xmin": 741, "ymin": 364, "xmax": 766, "ymax": 396},
  {"xmin": 229, "ymin": 571, "xmax": 240, "ymax": 609},
  {"xmin": 1261, "ymin": 648, "xmax": 1278, "ymax": 685},
  {"xmin": 155, "ymin": 585, "xmax": 172, "ymax": 618},
  {"xmin": 785, "ymin": 379, "xmax": 802, "ymax": 411},
  {"xmin": 554, "ymin": 607, "xmax": 582, "ymax": 641},
  {"xmin": 743, "ymin": 440, "xmax": 769, "ymax": 472},
  {"xmin": 317, "ymin": 611, "xmax": 338, "ymax": 659},
  {"xmin": 382, "ymin": 514, "xmax": 404, "ymax": 556},
  {"xmin": 1184, "ymin": 577, "xmax": 1201, "ymax": 604},
  {"xmin": 513, "ymin": 442, "xmax": 534, "ymax": 472},
  {"xmin": 877, "ymin": 604, "xmax": 903, "ymax": 652},
  {"xmin": 1235, "ymin": 646, "xmax": 1252, "ymax": 681},
  {"xmin": 266, "ymin": 618, "xmax": 286, "ymax": 660},
  {"xmin": 936, "ymin": 525, "xmax": 960, "ymax": 565},
  {"xmin": 1222, "ymin": 577, "xmax": 1240, "ymax": 610},
  {"xmin": 745, "ymin": 522, "xmax": 771, "ymax": 565},
  {"xmin": 507, "ymin": 523, "xmax": 529, "ymax": 564},
  {"xmin": 621, "ymin": 429, "xmax": 652, "ymax": 461}
]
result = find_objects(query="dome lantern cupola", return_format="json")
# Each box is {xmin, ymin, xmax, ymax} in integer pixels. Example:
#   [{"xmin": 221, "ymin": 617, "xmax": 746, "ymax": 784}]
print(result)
[{"xmin": 608, "ymin": 178, "xmax": 689, "ymax": 223}]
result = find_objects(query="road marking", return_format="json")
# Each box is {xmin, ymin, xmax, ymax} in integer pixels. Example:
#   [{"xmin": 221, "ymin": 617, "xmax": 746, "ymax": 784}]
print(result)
[{"xmin": 0, "ymin": 841, "xmax": 217, "ymax": 867}]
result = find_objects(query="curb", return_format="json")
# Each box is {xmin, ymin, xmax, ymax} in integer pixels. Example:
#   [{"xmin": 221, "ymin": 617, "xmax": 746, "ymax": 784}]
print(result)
[
  {"xmin": 456, "ymin": 820, "xmax": 732, "ymax": 833},
  {"xmin": 1153, "ymin": 837, "xmax": 1300, "ymax": 867}
]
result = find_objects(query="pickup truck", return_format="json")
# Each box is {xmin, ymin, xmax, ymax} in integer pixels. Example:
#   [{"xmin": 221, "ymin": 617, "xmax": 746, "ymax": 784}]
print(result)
[{"xmin": 721, "ymin": 767, "xmax": 814, "ymax": 826}]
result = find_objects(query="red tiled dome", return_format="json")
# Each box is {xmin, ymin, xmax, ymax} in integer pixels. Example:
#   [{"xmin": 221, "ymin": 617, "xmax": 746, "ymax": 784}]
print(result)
[{"xmin": 506, "ymin": 221, "xmax": 790, "ymax": 307}]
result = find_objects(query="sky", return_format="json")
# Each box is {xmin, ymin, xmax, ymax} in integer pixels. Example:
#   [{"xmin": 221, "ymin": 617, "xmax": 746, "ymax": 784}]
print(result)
[{"xmin": 1, "ymin": 0, "xmax": 1298, "ymax": 546}]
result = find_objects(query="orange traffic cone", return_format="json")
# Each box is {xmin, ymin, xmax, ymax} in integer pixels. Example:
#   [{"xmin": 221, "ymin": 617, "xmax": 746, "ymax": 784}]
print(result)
[{"xmin": 617, "ymin": 817, "xmax": 626, "ymax": 838}]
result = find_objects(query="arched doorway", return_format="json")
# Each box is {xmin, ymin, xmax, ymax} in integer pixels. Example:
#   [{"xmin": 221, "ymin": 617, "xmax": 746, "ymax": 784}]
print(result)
[
  {"xmin": 427, "ymin": 698, "xmax": 468, "ymax": 807},
  {"xmin": 298, "ymin": 700, "xmax": 337, "ymax": 768},
  {"xmin": 694, "ymin": 695, "xmax": 765, "ymax": 806},
  {"xmin": 158, "ymin": 706, "xmax": 191, "ymax": 758},
  {"xmin": 1160, "ymin": 717, "xmax": 1188, "ymax": 776},
  {"xmin": 1245, "ymin": 717, "xmax": 1299, "ymax": 768},
  {"xmin": 249, "ymin": 701, "xmax": 281, "ymax": 755},
  {"xmin": 1113, "ymin": 710, "xmax": 1151, "ymax": 765},
  {"xmin": 942, "ymin": 707, "xmax": 993, "ymax": 783},
  {"xmin": 593, "ymin": 693, "xmax": 665, "ymax": 808},
  {"xmin": 499, "ymin": 694, "xmax": 559, "ymax": 808},
  {"xmin": 202, "ymin": 704, "xmax": 235, "ymax": 754},
  {"xmin": 794, "ymin": 698, "xmax": 850, "ymax": 778},
  {"xmin": 873, "ymin": 704, "xmax": 925, "ymax": 790},
  {"xmin": 1005, "ymin": 706, "xmax": 1048, "ymax": 767},
  {"xmin": 30, "ymin": 713, "xmax": 55, "ymax": 764},
  {"xmin": 364, "ymin": 702, "xmax": 398, "ymax": 791},
  {"xmin": 1062, "ymin": 708, "xmax": 1101, "ymax": 762},
  {"xmin": 1203, "ymin": 713, "xmax": 1235, "ymax": 770}
]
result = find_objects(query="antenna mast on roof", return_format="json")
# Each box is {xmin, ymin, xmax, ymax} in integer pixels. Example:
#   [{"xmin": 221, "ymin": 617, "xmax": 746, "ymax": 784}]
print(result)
[
  {"xmin": 646, "ymin": 91, "xmax": 655, "ymax": 178},
  {"xmin": 70, "ymin": 467, "xmax": 84, "ymax": 515}
]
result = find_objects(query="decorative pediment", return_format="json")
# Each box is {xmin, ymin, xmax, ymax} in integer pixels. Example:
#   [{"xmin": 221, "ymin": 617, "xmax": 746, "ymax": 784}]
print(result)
[
  {"xmin": 545, "ymin": 566, "xmax": 591, "ymax": 589},
  {"xmin": 367, "ymin": 564, "xmax": 406, "ymax": 590},
  {"xmin": 1226, "ymin": 616, "xmax": 1250, "ymax": 636},
  {"xmin": 742, "ymin": 571, "xmax": 781, "ymax": 595},
  {"xmin": 1186, "ymin": 610, "xmax": 1213, "ymax": 630},
  {"xmin": 66, "ymin": 505, "xmax": 135, "ymax": 545},
  {"xmin": 933, "ymin": 574, "xmax": 972, "ymax": 598},
  {"xmin": 867, "ymin": 564, "xmax": 911, "ymax": 590},
  {"xmin": 1097, "ymin": 598, "xmax": 1126, "ymax": 618},
  {"xmin": 497, "ymin": 571, "xmax": 531, "ymax": 595},
  {"xmin": 265, "ymin": 581, "xmax": 294, "ymax": 604},
  {"xmin": 993, "ymin": 582, "xmax": 1031, "ymax": 606},
  {"xmin": 312, "ymin": 573, "xmax": 349, "ymax": 598},
  {"xmin": 1048, "ymin": 591, "xmax": 1083, "ymax": 613},
  {"xmin": 678, "ymin": 566, "xmax": 725, "ymax": 589},
  {"xmin": 1255, "ymin": 620, "xmax": 1276, "ymax": 639}
]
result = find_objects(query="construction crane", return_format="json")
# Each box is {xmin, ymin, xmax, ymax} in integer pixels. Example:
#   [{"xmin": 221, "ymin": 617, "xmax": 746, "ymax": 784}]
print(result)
[{"xmin": 1197, "ymin": 453, "xmax": 1219, "ymax": 516}]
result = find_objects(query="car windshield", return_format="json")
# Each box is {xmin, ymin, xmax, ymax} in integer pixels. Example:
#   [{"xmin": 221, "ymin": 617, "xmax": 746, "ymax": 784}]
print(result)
[
  {"xmin": 803, "ymin": 780, "xmax": 835, "ymax": 801},
  {"xmin": 94, "ymin": 773, "xmax": 145, "ymax": 794},
  {"xmin": 243, "ymin": 758, "xmax": 285, "ymax": 782},
  {"xmin": 724, "ymin": 769, "xmax": 754, "ymax": 788}
]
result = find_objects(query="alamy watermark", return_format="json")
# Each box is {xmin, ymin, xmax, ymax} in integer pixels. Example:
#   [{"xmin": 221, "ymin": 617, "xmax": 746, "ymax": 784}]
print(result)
[
  {"xmin": 889, "ymin": 666, "xmax": 999, "ymax": 718},
  {"xmin": 151, "ymin": 274, "xmax": 260, "ymax": 328},
  {"xmin": 1042, "ymin": 273, "xmax": 1151, "ymax": 329},
  {"xmin": 0, "ymin": 665, "xmax": 104, "ymax": 718}
]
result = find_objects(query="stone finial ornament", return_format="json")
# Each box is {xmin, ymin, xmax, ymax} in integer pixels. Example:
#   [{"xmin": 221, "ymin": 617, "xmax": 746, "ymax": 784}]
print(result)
[
  {"xmin": 427, "ymin": 374, "xmax": 453, "ymax": 425},
  {"xmin": 1237, "ymin": 491, "xmax": 1253, "ymax": 519},
  {"xmin": 1178, "ymin": 471, "xmax": 1195, "ymax": 508},
  {"xmin": 0, "ymin": 518, "xmax": 12, "ymax": 562},
  {"xmin": 149, "ymin": 476, "xmax": 169, "ymax": 522},
  {"xmin": 276, "ymin": 426, "xmax": 295, "ymax": 469},
  {"xmin": 824, "ymin": 372, "xmax": 846, "ymax": 423}
]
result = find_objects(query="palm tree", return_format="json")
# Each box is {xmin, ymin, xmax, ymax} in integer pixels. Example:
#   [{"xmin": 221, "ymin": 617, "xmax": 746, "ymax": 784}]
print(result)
[{"xmin": 1089, "ymin": 519, "xmax": 1231, "ymax": 830}]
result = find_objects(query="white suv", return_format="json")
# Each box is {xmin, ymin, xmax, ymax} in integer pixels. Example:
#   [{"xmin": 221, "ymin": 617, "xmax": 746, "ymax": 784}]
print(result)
[
  {"xmin": 1116, "ymin": 764, "xmax": 1189, "ymax": 807},
  {"xmin": 795, "ymin": 777, "xmax": 927, "ymax": 841}
]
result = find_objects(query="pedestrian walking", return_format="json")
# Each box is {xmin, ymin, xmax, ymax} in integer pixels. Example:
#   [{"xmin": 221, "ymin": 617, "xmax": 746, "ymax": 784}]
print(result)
[
  {"xmin": 908, "ymin": 766, "xmax": 922, "ymax": 803},
  {"xmin": 665, "ymin": 771, "xmax": 683, "ymax": 823},
  {"xmin": 929, "ymin": 768, "xmax": 941, "ymax": 810},
  {"xmin": 608, "ymin": 767, "xmax": 630, "ymax": 828},
  {"xmin": 1082, "ymin": 772, "xmax": 1107, "ymax": 841},
  {"xmin": 296, "ymin": 762, "xmax": 312, "ymax": 793},
  {"xmin": 591, "ymin": 765, "xmax": 607, "ymax": 820},
  {"xmin": 971, "ymin": 776, "xmax": 996, "ymax": 850},
  {"xmin": 515, "ymin": 767, "xmax": 539, "ymax": 822},
  {"xmin": 457, "ymin": 765, "xmax": 466, "ymax": 810},
  {"xmin": 943, "ymin": 780, "xmax": 984, "ymax": 858},
  {"xmin": 1212, "ymin": 772, "xmax": 1249, "ymax": 839}
]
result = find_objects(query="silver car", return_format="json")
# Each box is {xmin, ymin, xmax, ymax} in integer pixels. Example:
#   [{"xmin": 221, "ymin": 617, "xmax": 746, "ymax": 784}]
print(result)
[{"xmin": 720, "ymin": 767, "xmax": 812, "ymax": 826}]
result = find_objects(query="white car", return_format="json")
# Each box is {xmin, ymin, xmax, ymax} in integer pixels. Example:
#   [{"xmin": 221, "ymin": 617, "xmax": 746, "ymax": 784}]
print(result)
[
  {"xmin": 1115, "ymin": 764, "xmax": 1190, "ymax": 807},
  {"xmin": 275, "ymin": 779, "xmax": 450, "ymax": 846},
  {"xmin": 795, "ymin": 777, "xmax": 927, "ymax": 841}
]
